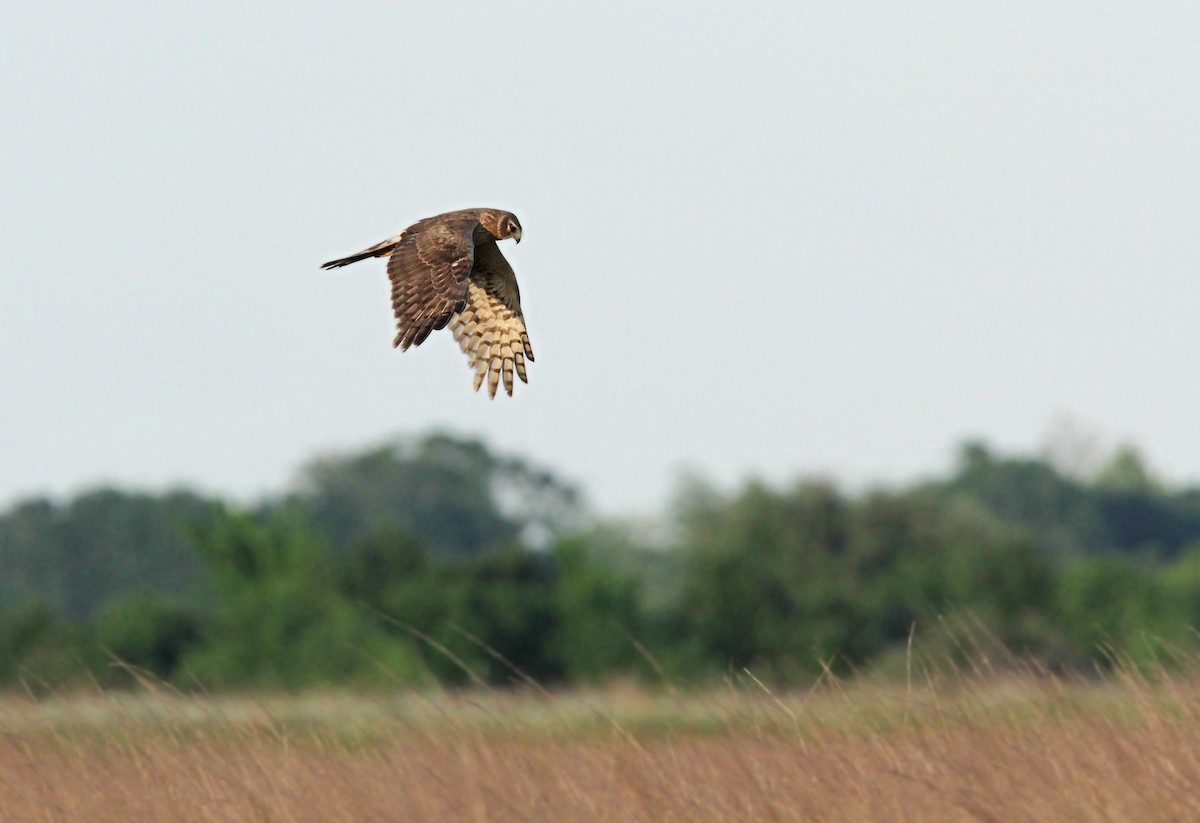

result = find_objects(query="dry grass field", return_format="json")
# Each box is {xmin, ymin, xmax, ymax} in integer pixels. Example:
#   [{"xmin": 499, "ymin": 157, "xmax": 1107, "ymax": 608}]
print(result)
[{"xmin": 3, "ymin": 667, "xmax": 1200, "ymax": 821}]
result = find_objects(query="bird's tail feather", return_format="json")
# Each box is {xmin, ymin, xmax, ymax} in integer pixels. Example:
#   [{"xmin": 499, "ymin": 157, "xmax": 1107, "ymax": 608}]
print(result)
[{"xmin": 320, "ymin": 236, "xmax": 400, "ymax": 270}]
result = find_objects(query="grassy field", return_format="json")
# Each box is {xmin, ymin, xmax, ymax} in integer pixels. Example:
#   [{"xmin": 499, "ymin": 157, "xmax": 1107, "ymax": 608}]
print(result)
[{"xmin": 3, "ymin": 667, "xmax": 1200, "ymax": 821}]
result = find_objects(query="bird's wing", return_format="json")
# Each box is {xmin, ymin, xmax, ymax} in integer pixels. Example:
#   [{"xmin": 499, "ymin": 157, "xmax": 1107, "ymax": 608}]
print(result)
[
  {"xmin": 448, "ymin": 241, "xmax": 535, "ymax": 398},
  {"xmin": 388, "ymin": 216, "xmax": 479, "ymax": 350}
]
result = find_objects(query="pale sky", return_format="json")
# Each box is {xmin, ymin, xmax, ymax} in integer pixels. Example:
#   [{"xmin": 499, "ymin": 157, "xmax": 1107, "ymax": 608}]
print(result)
[{"xmin": 4, "ymin": 2, "xmax": 1199, "ymax": 515}]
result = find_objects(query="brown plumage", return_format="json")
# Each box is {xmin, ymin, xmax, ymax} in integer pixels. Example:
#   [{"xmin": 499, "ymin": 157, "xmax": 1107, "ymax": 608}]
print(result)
[{"xmin": 322, "ymin": 208, "xmax": 534, "ymax": 397}]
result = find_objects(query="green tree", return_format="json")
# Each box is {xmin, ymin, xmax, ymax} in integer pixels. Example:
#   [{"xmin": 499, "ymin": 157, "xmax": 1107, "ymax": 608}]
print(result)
[
  {"xmin": 278, "ymin": 433, "xmax": 582, "ymax": 557},
  {"xmin": 946, "ymin": 442, "xmax": 1106, "ymax": 555},
  {"xmin": 92, "ymin": 593, "xmax": 203, "ymax": 682},
  {"xmin": 549, "ymin": 537, "xmax": 644, "ymax": 681},
  {"xmin": 1157, "ymin": 546, "xmax": 1200, "ymax": 633},
  {"xmin": 0, "ymin": 490, "xmax": 217, "ymax": 619},
  {"xmin": 0, "ymin": 601, "xmax": 101, "ymax": 690},
  {"xmin": 1056, "ymin": 555, "xmax": 1155, "ymax": 663},
  {"xmin": 435, "ymin": 548, "xmax": 561, "ymax": 684},
  {"xmin": 185, "ymin": 512, "xmax": 423, "ymax": 689},
  {"xmin": 680, "ymin": 480, "xmax": 870, "ymax": 680}
]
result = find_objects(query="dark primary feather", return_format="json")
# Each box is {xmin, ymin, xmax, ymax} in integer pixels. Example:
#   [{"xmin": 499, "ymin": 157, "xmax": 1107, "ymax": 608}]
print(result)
[{"xmin": 388, "ymin": 216, "xmax": 478, "ymax": 350}]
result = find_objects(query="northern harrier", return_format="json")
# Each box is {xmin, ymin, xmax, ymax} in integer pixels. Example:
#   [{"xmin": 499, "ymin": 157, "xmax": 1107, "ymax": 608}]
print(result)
[{"xmin": 322, "ymin": 208, "xmax": 534, "ymax": 398}]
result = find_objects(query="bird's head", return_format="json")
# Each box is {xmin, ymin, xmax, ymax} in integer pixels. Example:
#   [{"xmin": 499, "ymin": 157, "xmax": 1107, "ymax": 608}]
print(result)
[{"xmin": 482, "ymin": 210, "xmax": 522, "ymax": 244}]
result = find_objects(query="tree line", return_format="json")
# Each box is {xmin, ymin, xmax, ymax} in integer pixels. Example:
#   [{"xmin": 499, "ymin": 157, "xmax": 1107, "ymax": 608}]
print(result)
[{"xmin": 3, "ymin": 432, "xmax": 1200, "ymax": 691}]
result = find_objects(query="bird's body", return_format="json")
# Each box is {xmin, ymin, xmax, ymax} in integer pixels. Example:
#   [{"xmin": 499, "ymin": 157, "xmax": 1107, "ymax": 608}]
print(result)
[{"xmin": 322, "ymin": 208, "xmax": 533, "ymax": 397}]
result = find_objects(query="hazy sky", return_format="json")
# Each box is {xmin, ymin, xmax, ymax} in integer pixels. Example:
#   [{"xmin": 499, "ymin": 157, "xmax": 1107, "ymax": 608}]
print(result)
[{"xmin": 4, "ymin": 2, "xmax": 1199, "ymax": 514}]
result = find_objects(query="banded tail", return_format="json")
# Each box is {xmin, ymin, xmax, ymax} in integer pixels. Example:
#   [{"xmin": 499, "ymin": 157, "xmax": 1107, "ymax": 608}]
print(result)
[{"xmin": 320, "ymin": 235, "xmax": 400, "ymax": 270}]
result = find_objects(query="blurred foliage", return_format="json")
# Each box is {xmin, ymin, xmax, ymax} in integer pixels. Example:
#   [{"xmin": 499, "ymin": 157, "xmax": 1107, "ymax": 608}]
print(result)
[
  {"xmin": 93, "ymin": 593, "xmax": 202, "ymax": 683},
  {"xmin": 273, "ymin": 432, "xmax": 583, "ymax": 556},
  {"xmin": 0, "ymin": 491, "xmax": 218, "ymax": 619},
  {"xmin": 1, "ymin": 433, "xmax": 1200, "ymax": 690}
]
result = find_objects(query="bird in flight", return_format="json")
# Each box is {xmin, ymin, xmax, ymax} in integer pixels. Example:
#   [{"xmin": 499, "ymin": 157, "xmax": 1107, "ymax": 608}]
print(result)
[{"xmin": 322, "ymin": 208, "xmax": 534, "ymax": 398}]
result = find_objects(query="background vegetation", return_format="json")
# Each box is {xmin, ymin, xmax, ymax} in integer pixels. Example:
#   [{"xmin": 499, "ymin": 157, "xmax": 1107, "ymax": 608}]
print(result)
[{"xmin": 4, "ymin": 431, "xmax": 1200, "ymax": 691}]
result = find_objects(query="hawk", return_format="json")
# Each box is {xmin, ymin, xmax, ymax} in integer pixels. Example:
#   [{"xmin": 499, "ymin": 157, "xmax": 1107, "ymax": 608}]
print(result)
[{"xmin": 322, "ymin": 208, "xmax": 534, "ymax": 398}]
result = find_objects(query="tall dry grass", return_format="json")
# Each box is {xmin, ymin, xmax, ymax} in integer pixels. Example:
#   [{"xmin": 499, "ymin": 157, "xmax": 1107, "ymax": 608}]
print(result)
[{"xmin": 3, "ymin": 662, "xmax": 1200, "ymax": 822}]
